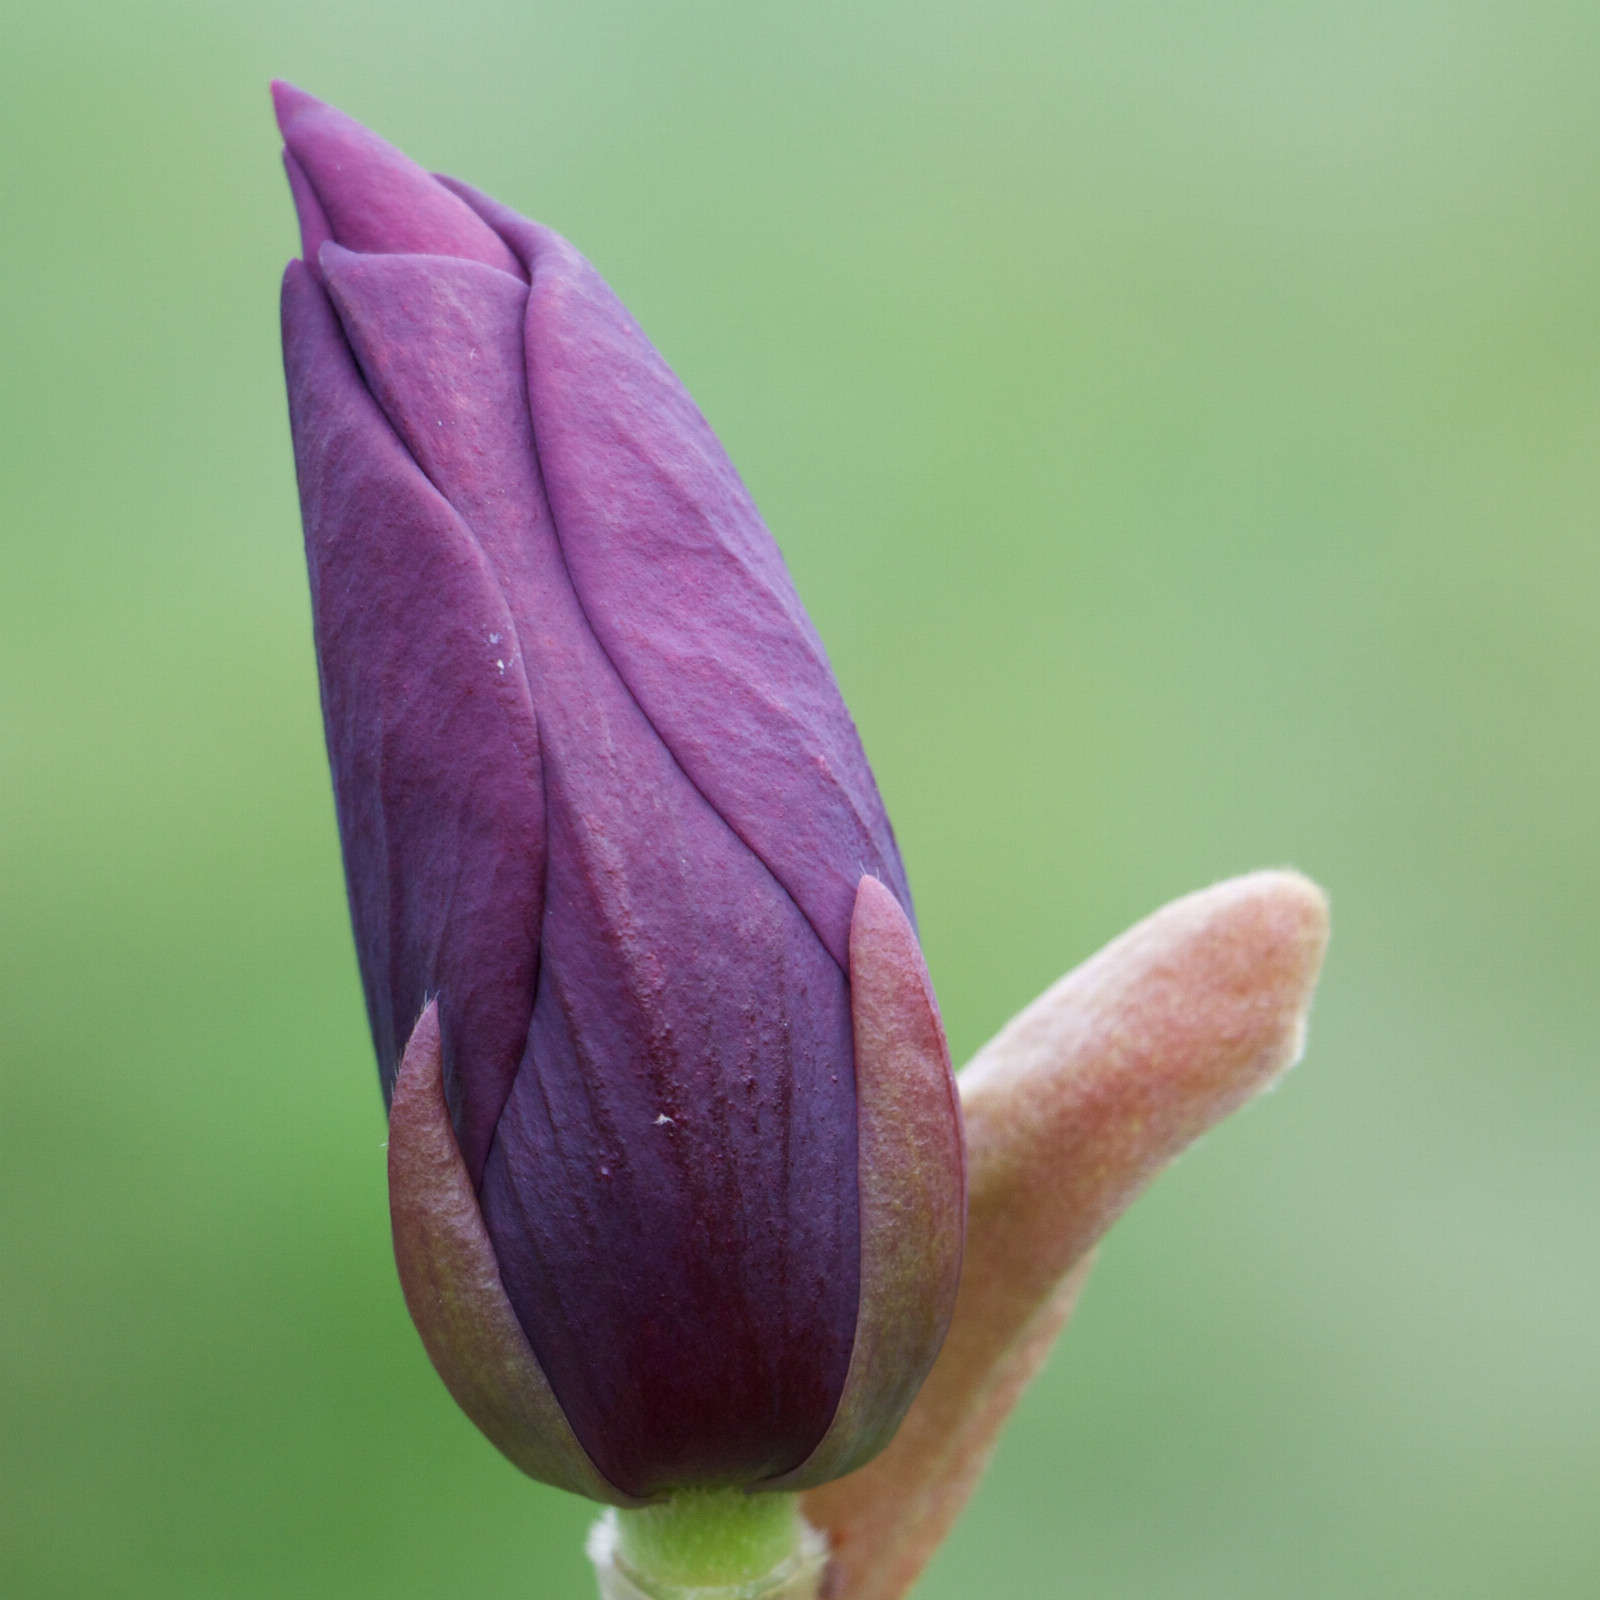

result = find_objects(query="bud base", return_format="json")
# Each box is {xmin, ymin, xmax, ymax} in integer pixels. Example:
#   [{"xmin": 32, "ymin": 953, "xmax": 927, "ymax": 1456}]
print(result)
[{"xmin": 588, "ymin": 1494, "xmax": 827, "ymax": 1600}]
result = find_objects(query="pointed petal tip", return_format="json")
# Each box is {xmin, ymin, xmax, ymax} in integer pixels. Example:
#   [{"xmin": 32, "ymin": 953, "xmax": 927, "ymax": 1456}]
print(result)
[
  {"xmin": 268, "ymin": 85, "xmax": 524, "ymax": 275},
  {"xmin": 272, "ymin": 83, "xmax": 334, "ymax": 265},
  {"xmin": 848, "ymin": 875, "xmax": 921, "ymax": 971},
  {"xmin": 270, "ymin": 78, "xmax": 323, "ymax": 136}
]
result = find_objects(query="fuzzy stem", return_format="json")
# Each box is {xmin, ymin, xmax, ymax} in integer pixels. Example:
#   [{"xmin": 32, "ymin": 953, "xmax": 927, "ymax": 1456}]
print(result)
[{"xmin": 589, "ymin": 1489, "xmax": 827, "ymax": 1600}]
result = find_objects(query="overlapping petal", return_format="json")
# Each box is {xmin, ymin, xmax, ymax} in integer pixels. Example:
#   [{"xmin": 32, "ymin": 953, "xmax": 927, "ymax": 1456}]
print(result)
[
  {"xmin": 275, "ymin": 85, "xmax": 959, "ymax": 1499},
  {"xmin": 281, "ymin": 257, "xmax": 544, "ymax": 1172}
]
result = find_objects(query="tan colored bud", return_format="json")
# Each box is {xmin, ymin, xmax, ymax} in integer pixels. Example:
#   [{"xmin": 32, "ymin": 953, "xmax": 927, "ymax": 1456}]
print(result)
[{"xmin": 804, "ymin": 870, "xmax": 1330, "ymax": 1600}]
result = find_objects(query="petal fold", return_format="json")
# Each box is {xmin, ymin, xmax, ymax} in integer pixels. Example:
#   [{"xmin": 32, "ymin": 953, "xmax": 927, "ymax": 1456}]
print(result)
[
  {"xmin": 524, "ymin": 235, "xmax": 911, "ymax": 967},
  {"xmin": 282, "ymin": 260, "xmax": 545, "ymax": 1178},
  {"xmin": 436, "ymin": 175, "xmax": 912, "ymax": 967}
]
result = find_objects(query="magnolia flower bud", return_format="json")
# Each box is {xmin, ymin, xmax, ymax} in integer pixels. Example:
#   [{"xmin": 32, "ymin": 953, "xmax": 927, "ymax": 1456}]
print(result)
[{"xmin": 273, "ymin": 85, "xmax": 964, "ymax": 1505}]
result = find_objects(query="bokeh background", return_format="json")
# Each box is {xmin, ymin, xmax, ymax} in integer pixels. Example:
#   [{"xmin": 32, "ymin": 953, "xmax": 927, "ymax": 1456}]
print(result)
[{"xmin": 5, "ymin": 3, "xmax": 1598, "ymax": 1595}]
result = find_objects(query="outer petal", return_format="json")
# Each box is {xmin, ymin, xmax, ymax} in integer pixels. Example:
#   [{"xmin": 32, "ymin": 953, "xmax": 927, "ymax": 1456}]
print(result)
[
  {"xmin": 388, "ymin": 1003, "xmax": 641, "ymax": 1505},
  {"xmin": 802, "ymin": 871, "xmax": 1331, "ymax": 1600},
  {"xmin": 437, "ymin": 175, "xmax": 911, "ymax": 969},
  {"xmin": 272, "ymin": 82, "xmax": 522, "ymax": 276},
  {"xmin": 768, "ymin": 877, "xmax": 966, "ymax": 1491},
  {"xmin": 282, "ymin": 260, "xmax": 545, "ymax": 1177}
]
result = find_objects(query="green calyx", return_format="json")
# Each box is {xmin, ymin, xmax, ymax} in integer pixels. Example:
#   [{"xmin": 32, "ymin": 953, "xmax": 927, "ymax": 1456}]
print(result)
[
  {"xmin": 594, "ymin": 1488, "xmax": 826, "ymax": 1599},
  {"xmin": 618, "ymin": 1488, "xmax": 802, "ymax": 1589}
]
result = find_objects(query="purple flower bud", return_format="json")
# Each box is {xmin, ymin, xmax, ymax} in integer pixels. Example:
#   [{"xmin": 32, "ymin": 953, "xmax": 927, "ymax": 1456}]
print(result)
[{"xmin": 273, "ymin": 84, "xmax": 964, "ymax": 1503}]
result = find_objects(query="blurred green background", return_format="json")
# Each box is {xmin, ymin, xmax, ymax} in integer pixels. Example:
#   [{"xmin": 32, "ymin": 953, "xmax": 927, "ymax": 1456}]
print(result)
[{"xmin": 4, "ymin": 3, "xmax": 1598, "ymax": 1595}]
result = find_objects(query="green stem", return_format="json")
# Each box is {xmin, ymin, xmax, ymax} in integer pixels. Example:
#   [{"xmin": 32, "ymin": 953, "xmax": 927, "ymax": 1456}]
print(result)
[{"xmin": 589, "ymin": 1488, "xmax": 827, "ymax": 1600}]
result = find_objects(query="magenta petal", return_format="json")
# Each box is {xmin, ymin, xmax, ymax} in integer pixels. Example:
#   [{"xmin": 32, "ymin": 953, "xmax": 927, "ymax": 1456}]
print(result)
[
  {"xmin": 272, "ymin": 81, "xmax": 524, "ymax": 277},
  {"xmin": 282, "ymin": 260, "xmax": 544, "ymax": 1179},
  {"xmin": 317, "ymin": 244, "xmax": 534, "ymax": 541}
]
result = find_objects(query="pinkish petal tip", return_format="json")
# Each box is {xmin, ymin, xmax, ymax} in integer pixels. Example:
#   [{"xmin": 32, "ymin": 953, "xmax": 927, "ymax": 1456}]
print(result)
[
  {"xmin": 270, "ymin": 78, "xmax": 322, "ymax": 137},
  {"xmin": 269, "ymin": 82, "xmax": 523, "ymax": 277}
]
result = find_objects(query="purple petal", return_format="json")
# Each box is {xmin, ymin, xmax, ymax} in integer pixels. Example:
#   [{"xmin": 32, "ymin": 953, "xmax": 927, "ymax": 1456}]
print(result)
[
  {"xmin": 316, "ymin": 242, "xmax": 862, "ymax": 1494},
  {"xmin": 483, "ymin": 734, "xmax": 861, "ymax": 1496},
  {"xmin": 281, "ymin": 259, "xmax": 545, "ymax": 1180},
  {"xmin": 273, "ymin": 81, "xmax": 523, "ymax": 278},
  {"xmin": 438, "ymin": 177, "xmax": 913, "ymax": 967},
  {"xmin": 317, "ymin": 244, "xmax": 535, "ymax": 557}
]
